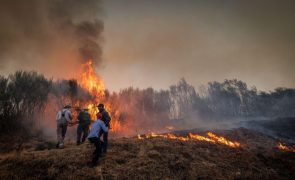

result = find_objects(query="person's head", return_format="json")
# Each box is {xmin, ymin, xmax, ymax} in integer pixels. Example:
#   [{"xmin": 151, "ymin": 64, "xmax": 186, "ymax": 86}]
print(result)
[
  {"xmin": 83, "ymin": 108, "xmax": 89, "ymax": 112},
  {"xmin": 64, "ymin": 105, "xmax": 71, "ymax": 109},
  {"xmin": 76, "ymin": 107, "xmax": 82, "ymax": 112},
  {"xmin": 97, "ymin": 103, "xmax": 104, "ymax": 112},
  {"xmin": 96, "ymin": 112, "xmax": 102, "ymax": 120}
]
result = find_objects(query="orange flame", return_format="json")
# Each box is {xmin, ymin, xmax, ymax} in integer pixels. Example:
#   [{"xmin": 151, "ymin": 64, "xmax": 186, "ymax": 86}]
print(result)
[
  {"xmin": 188, "ymin": 133, "xmax": 215, "ymax": 143},
  {"xmin": 278, "ymin": 142, "xmax": 295, "ymax": 153},
  {"xmin": 207, "ymin": 132, "xmax": 240, "ymax": 148},
  {"xmin": 138, "ymin": 132, "xmax": 240, "ymax": 148},
  {"xmin": 80, "ymin": 60, "xmax": 105, "ymax": 101},
  {"xmin": 78, "ymin": 60, "xmax": 122, "ymax": 132}
]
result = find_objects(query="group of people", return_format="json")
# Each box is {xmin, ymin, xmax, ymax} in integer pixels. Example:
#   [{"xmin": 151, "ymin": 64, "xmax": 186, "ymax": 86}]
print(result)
[{"xmin": 56, "ymin": 103, "xmax": 111, "ymax": 167}]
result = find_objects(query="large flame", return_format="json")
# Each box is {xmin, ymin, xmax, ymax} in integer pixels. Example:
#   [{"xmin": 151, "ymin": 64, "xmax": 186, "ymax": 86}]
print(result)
[
  {"xmin": 138, "ymin": 132, "xmax": 241, "ymax": 148},
  {"xmin": 78, "ymin": 60, "xmax": 122, "ymax": 132},
  {"xmin": 80, "ymin": 60, "xmax": 105, "ymax": 101}
]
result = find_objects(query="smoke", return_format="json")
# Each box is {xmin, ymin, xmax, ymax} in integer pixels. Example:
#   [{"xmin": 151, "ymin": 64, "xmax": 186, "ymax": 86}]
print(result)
[{"xmin": 0, "ymin": 0, "xmax": 104, "ymax": 78}]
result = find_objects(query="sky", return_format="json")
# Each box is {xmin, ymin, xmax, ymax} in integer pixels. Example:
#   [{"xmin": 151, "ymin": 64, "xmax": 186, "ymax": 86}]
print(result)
[
  {"xmin": 0, "ymin": 0, "xmax": 294, "ymax": 92},
  {"xmin": 100, "ymin": 0, "xmax": 295, "ymax": 91}
]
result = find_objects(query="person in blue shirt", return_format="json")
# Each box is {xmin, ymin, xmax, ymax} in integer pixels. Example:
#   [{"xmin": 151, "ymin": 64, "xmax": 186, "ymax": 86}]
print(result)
[
  {"xmin": 97, "ymin": 103, "xmax": 111, "ymax": 153},
  {"xmin": 87, "ymin": 113, "xmax": 108, "ymax": 167}
]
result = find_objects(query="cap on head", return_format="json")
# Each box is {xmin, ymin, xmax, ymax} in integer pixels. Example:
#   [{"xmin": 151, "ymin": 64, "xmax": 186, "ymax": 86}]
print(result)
[
  {"xmin": 97, "ymin": 103, "xmax": 104, "ymax": 109},
  {"xmin": 64, "ymin": 105, "xmax": 71, "ymax": 109}
]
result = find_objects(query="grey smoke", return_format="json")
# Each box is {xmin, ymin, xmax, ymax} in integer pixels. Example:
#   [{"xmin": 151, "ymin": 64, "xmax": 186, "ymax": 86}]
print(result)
[{"xmin": 0, "ymin": 0, "xmax": 104, "ymax": 77}]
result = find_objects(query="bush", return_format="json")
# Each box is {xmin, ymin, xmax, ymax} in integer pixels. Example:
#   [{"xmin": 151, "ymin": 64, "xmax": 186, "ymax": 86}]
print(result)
[{"xmin": 0, "ymin": 71, "xmax": 51, "ymax": 137}]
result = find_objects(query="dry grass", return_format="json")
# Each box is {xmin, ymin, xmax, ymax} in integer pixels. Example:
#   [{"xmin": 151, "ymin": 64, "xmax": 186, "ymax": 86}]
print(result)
[{"xmin": 0, "ymin": 129, "xmax": 294, "ymax": 179}]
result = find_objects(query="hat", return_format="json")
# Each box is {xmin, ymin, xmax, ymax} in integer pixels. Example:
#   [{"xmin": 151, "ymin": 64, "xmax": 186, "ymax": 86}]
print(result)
[
  {"xmin": 97, "ymin": 103, "xmax": 104, "ymax": 108},
  {"xmin": 64, "ymin": 105, "xmax": 71, "ymax": 109}
]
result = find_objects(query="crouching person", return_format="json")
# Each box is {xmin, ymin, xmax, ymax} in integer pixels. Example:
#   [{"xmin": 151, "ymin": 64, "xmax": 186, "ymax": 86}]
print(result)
[
  {"xmin": 56, "ymin": 105, "xmax": 72, "ymax": 148},
  {"xmin": 87, "ymin": 113, "xmax": 108, "ymax": 167}
]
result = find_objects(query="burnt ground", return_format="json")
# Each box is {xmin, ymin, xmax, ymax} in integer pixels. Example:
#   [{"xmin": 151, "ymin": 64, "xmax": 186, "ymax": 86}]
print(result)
[
  {"xmin": 242, "ymin": 117, "xmax": 295, "ymax": 141},
  {"xmin": 0, "ymin": 128, "xmax": 294, "ymax": 180}
]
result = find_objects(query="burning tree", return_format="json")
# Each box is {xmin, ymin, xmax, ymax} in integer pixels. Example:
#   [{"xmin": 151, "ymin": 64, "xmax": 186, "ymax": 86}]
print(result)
[{"xmin": 77, "ymin": 60, "xmax": 123, "ymax": 133}]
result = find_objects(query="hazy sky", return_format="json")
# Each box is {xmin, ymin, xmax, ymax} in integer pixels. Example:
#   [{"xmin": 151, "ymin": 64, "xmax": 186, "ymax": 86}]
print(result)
[
  {"xmin": 0, "ymin": 0, "xmax": 294, "ymax": 92},
  {"xmin": 100, "ymin": 0, "xmax": 295, "ymax": 91}
]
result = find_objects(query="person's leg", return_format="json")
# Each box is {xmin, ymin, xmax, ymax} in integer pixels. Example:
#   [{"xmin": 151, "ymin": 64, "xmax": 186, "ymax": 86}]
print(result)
[
  {"xmin": 77, "ymin": 124, "xmax": 82, "ymax": 144},
  {"xmin": 100, "ymin": 140, "xmax": 105, "ymax": 154},
  {"xmin": 102, "ymin": 131, "xmax": 108, "ymax": 153},
  {"xmin": 56, "ymin": 124, "xmax": 62, "ymax": 147},
  {"xmin": 81, "ymin": 125, "xmax": 89, "ymax": 143},
  {"xmin": 89, "ymin": 137, "xmax": 101, "ymax": 166},
  {"xmin": 61, "ymin": 124, "xmax": 67, "ymax": 144}
]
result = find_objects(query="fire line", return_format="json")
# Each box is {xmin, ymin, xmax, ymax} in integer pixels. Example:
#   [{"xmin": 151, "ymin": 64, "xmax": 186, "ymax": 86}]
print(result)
[{"xmin": 138, "ymin": 132, "xmax": 241, "ymax": 148}]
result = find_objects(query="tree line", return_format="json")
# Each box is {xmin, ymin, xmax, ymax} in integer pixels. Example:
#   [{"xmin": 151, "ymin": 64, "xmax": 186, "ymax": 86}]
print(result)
[
  {"xmin": 105, "ymin": 78, "xmax": 295, "ymax": 133},
  {"xmin": 1, "ymin": 71, "xmax": 294, "ymax": 137}
]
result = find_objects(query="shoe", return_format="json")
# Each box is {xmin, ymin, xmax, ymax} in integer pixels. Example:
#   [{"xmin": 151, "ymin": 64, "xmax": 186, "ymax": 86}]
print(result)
[{"xmin": 59, "ymin": 143, "xmax": 64, "ymax": 149}]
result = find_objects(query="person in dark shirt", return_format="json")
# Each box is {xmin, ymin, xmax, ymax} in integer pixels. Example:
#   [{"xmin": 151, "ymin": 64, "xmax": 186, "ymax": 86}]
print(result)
[
  {"xmin": 77, "ymin": 108, "xmax": 91, "ymax": 145},
  {"xmin": 97, "ymin": 103, "xmax": 111, "ymax": 153}
]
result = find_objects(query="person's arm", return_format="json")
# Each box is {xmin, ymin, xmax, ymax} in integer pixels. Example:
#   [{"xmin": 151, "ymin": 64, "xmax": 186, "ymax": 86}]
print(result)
[
  {"xmin": 100, "ymin": 121, "xmax": 108, "ymax": 133},
  {"xmin": 56, "ymin": 111, "xmax": 61, "ymax": 120},
  {"xmin": 69, "ymin": 112, "xmax": 73, "ymax": 120},
  {"xmin": 77, "ymin": 112, "xmax": 82, "ymax": 122},
  {"xmin": 67, "ymin": 110, "xmax": 73, "ymax": 123},
  {"xmin": 105, "ymin": 112, "xmax": 111, "ymax": 122},
  {"xmin": 103, "ymin": 111, "xmax": 111, "ymax": 125}
]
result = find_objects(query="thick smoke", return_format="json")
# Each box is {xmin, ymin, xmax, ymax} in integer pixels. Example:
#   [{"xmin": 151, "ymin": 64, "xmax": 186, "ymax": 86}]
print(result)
[{"xmin": 0, "ymin": 0, "xmax": 104, "ymax": 78}]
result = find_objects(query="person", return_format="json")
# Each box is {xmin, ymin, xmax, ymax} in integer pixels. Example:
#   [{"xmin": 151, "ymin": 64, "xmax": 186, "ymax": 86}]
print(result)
[
  {"xmin": 56, "ymin": 105, "xmax": 72, "ymax": 148},
  {"xmin": 76, "ymin": 108, "xmax": 91, "ymax": 145},
  {"xmin": 97, "ymin": 103, "xmax": 111, "ymax": 153},
  {"xmin": 87, "ymin": 113, "xmax": 108, "ymax": 167}
]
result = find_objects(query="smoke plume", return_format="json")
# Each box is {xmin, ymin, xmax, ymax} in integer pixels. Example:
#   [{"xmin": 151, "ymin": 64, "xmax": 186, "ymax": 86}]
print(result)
[{"xmin": 0, "ymin": 0, "xmax": 104, "ymax": 78}]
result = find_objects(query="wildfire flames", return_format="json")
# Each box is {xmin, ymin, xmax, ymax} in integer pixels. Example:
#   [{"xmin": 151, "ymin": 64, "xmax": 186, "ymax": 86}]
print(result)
[
  {"xmin": 80, "ymin": 60, "xmax": 105, "ymax": 101},
  {"xmin": 138, "ymin": 132, "xmax": 241, "ymax": 148},
  {"xmin": 277, "ymin": 143, "xmax": 295, "ymax": 153},
  {"xmin": 207, "ymin": 132, "xmax": 241, "ymax": 148},
  {"xmin": 77, "ymin": 60, "xmax": 294, "ymax": 153},
  {"xmin": 138, "ymin": 132, "xmax": 295, "ymax": 152},
  {"xmin": 78, "ymin": 60, "xmax": 122, "ymax": 132}
]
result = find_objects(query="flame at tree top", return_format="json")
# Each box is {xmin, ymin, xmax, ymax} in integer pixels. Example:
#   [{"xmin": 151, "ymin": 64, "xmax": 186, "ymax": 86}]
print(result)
[
  {"xmin": 78, "ymin": 59, "xmax": 122, "ymax": 133},
  {"xmin": 80, "ymin": 60, "xmax": 105, "ymax": 101}
]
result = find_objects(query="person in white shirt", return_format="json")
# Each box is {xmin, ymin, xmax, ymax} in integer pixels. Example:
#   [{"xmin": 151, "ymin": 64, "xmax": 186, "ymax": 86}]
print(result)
[
  {"xmin": 56, "ymin": 105, "xmax": 72, "ymax": 148},
  {"xmin": 87, "ymin": 113, "xmax": 108, "ymax": 167}
]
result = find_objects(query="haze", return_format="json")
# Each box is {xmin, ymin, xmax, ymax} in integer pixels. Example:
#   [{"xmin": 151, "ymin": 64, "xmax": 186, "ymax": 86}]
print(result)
[
  {"xmin": 101, "ymin": 0, "xmax": 295, "ymax": 91},
  {"xmin": 1, "ymin": 0, "xmax": 295, "ymax": 92}
]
